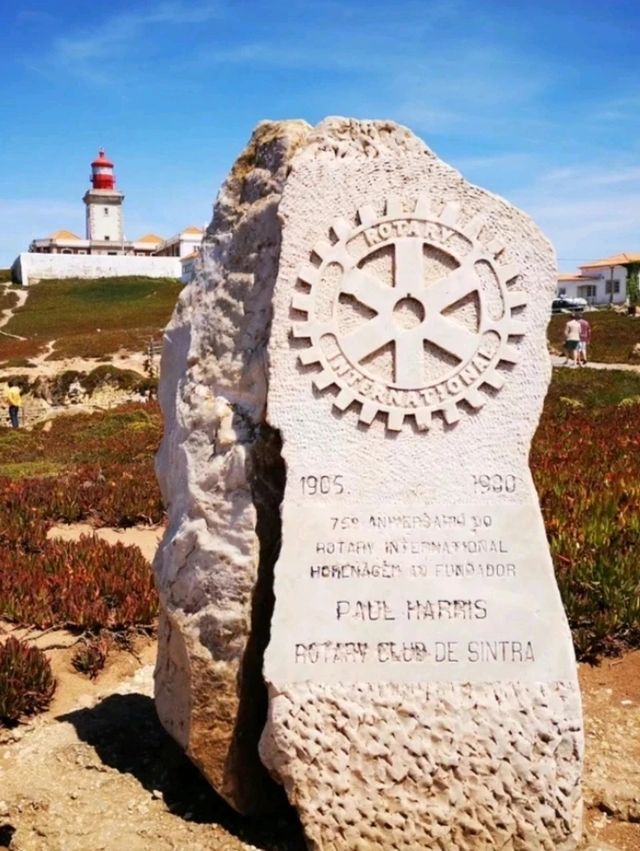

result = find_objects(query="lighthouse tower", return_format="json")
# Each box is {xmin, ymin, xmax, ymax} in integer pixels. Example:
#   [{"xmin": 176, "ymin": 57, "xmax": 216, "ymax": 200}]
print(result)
[{"xmin": 83, "ymin": 149, "xmax": 125, "ymax": 250}]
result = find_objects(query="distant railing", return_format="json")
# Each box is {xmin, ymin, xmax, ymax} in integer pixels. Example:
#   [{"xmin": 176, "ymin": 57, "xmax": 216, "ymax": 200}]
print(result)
[{"xmin": 144, "ymin": 338, "xmax": 163, "ymax": 378}]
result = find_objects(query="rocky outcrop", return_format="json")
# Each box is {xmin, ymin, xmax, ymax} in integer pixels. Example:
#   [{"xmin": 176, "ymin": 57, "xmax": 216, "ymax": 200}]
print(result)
[{"xmin": 153, "ymin": 121, "xmax": 310, "ymax": 814}]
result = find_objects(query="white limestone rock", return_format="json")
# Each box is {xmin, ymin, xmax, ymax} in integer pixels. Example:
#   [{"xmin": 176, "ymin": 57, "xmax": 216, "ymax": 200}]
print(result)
[{"xmin": 153, "ymin": 119, "xmax": 310, "ymax": 814}]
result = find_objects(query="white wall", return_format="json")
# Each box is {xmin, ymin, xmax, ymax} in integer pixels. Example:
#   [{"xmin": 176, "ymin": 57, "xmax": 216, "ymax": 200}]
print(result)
[
  {"xmin": 12, "ymin": 252, "xmax": 181, "ymax": 287},
  {"xmin": 579, "ymin": 264, "xmax": 627, "ymax": 304}
]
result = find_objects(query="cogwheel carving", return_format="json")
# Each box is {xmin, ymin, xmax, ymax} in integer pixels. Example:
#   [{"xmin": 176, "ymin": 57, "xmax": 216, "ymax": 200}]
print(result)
[{"xmin": 291, "ymin": 196, "xmax": 528, "ymax": 432}]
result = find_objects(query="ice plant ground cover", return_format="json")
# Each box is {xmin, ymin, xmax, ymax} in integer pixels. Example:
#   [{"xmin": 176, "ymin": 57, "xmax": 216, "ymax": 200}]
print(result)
[
  {"xmin": 0, "ymin": 370, "xmax": 638, "ymax": 658},
  {"xmin": 532, "ymin": 368, "xmax": 640, "ymax": 660},
  {"xmin": 0, "ymin": 637, "xmax": 55, "ymax": 725},
  {"xmin": 0, "ymin": 404, "xmax": 162, "ymax": 632}
]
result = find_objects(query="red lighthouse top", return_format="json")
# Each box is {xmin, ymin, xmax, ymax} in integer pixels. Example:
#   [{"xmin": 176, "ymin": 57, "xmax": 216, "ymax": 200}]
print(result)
[{"xmin": 90, "ymin": 148, "xmax": 115, "ymax": 190}]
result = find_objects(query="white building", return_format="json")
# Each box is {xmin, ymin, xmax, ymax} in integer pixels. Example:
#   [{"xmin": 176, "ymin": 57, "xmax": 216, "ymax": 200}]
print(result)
[
  {"xmin": 557, "ymin": 252, "xmax": 640, "ymax": 305},
  {"xmin": 154, "ymin": 226, "xmax": 205, "ymax": 258},
  {"xmin": 180, "ymin": 249, "xmax": 202, "ymax": 284}
]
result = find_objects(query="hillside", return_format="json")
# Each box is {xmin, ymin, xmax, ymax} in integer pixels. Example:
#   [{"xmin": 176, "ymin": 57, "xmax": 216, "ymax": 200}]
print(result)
[{"xmin": 0, "ymin": 277, "xmax": 182, "ymax": 367}]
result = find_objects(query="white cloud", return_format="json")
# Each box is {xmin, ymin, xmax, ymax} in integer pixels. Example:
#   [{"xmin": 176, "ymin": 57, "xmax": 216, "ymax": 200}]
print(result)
[
  {"xmin": 44, "ymin": 1, "xmax": 223, "ymax": 83},
  {"xmin": 513, "ymin": 164, "xmax": 640, "ymax": 266}
]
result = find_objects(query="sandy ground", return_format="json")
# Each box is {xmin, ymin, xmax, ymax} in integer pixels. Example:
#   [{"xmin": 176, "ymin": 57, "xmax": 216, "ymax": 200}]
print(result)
[{"xmin": 0, "ymin": 288, "xmax": 28, "ymax": 338}]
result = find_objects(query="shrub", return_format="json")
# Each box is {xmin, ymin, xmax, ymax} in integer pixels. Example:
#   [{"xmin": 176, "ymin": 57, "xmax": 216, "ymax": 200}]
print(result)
[
  {"xmin": 3, "ymin": 374, "xmax": 31, "ymax": 394},
  {"xmin": 80, "ymin": 365, "xmax": 143, "ymax": 395},
  {"xmin": 0, "ymin": 637, "xmax": 56, "ymax": 725},
  {"xmin": 0, "ymin": 536, "xmax": 158, "ymax": 630},
  {"xmin": 72, "ymin": 635, "xmax": 111, "ymax": 678}
]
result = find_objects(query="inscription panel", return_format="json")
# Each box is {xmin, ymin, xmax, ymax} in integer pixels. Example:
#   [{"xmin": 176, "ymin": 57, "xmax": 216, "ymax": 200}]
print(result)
[{"xmin": 264, "ymin": 498, "xmax": 574, "ymax": 683}]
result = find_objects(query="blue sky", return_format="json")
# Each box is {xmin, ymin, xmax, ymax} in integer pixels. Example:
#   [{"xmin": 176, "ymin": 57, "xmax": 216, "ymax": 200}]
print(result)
[{"xmin": 2, "ymin": 0, "xmax": 639, "ymax": 269}]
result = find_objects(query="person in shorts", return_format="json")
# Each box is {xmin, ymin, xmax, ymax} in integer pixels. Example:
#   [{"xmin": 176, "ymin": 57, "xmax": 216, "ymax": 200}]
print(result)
[
  {"xmin": 578, "ymin": 315, "xmax": 591, "ymax": 365},
  {"xmin": 563, "ymin": 313, "xmax": 581, "ymax": 367}
]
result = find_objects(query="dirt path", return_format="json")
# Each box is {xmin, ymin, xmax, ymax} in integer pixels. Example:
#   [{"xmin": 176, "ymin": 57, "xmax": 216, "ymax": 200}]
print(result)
[
  {"xmin": 551, "ymin": 355, "xmax": 640, "ymax": 373},
  {"xmin": 0, "ymin": 286, "xmax": 28, "ymax": 339}
]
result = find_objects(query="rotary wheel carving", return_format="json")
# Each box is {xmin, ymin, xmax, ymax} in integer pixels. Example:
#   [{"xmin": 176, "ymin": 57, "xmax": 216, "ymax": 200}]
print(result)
[{"xmin": 291, "ymin": 196, "xmax": 528, "ymax": 431}]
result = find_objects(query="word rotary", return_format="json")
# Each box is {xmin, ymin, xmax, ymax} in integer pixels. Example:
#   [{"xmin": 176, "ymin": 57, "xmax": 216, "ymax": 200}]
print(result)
[{"xmin": 290, "ymin": 196, "xmax": 528, "ymax": 431}]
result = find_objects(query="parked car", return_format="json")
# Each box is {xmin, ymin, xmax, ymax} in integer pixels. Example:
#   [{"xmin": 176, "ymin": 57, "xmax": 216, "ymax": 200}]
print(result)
[{"xmin": 552, "ymin": 296, "xmax": 587, "ymax": 313}]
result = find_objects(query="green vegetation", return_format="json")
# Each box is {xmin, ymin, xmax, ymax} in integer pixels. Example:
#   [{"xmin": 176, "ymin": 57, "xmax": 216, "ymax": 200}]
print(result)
[
  {"xmin": 0, "ymin": 403, "xmax": 162, "ymax": 477},
  {"xmin": 548, "ymin": 310, "xmax": 640, "ymax": 363},
  {"xmin": 0, "ymin": 276, "xmax": 181, "ymax": 363},
  {"xmin": 72, "ymin": 635, "xmax": 111, "ymax": 679},
  {"xmin": 0, "ymin": 285, "xmax": 19, "ymax": 313},
  {"xmin": 0, "ymin": 269, "xmax": 12, "ymax": 283},
  {"xmin": 626, "ymin": 262, "xmax": 640, "ymax": 308},
  {"xmin": 532, "ymin": 368, "xmax": 640, "ymax": 660},
  {"xmin": 545, "ymin": 365, "xmax": 640, "ymax": 407}
]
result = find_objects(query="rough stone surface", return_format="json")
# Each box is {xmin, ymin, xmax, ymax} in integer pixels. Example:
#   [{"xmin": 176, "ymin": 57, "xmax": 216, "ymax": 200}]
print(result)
[
  {"xmin": 153, "ymin": 119, "xmax": 310, "ymax": 814},
  {"xmin": 259, "ymin": 118, "xmax": 583, "ymax": 848},
  {"xmin": 263, "ymin": 683, "xmax": 582, "ymax": 850}
]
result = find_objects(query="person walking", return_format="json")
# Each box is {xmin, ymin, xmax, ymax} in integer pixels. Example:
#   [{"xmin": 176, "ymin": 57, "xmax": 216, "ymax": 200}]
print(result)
[
  {"xmin": 563, "ymin": 312, "xmax": 582, "ymax": 367},
  {"xmin": 578, "ymin": 315, "xmax": 591, "ymax": 365},
  {"xmin": 5, "ymin": 382, "xmax": 22, "ymax": 428}
]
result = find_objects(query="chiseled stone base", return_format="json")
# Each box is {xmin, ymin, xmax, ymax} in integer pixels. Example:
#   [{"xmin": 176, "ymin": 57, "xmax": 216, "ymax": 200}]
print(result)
[{"xmin": 261, "ymin": 681, "xmax": 583, "ymax": 850}]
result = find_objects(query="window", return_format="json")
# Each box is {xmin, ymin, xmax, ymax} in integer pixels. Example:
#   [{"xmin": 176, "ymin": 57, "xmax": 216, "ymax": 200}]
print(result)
[
  {"xmin": 104, "ymin": 235, "xmax": 110, "ymax": 241},
  {"xmin": 557, "ymin": 288, "xmax": 566, "ymax": 296},
  {"xmin": 108, "ymin": 251, "xmax": 117, "ymax": 256},
  {"xmin": 61, "ymin": 249, "xmax": 72, "ymax": 255},
  {"xmin": 578, "ymin": 285, "xmax": 597, "ymax": 299},
  {"xmin": 104, "ymin": 207, "xmax": 109, "ymax": 215},
  {"xmin": 605, "ymin": 279, "xmax": 620, "ymax": 294}
]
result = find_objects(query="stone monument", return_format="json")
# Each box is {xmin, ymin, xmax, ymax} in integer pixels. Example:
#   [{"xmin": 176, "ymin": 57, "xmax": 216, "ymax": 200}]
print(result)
[{"xmin": 154, "ymin": 117, "xmax": 583, "ymax": 847}]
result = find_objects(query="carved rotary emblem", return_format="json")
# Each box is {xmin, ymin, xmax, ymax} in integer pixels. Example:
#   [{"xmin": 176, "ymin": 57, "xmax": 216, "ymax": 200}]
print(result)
[{"xmin": 290, "ymin": 196, "xmax": 527, "ymax": 431}]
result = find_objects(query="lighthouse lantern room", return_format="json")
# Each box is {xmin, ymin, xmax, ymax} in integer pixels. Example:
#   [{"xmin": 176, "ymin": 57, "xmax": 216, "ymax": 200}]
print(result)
[{"xmin": 82, "ymin": 148, "xmax": 125, "ymax": 250}]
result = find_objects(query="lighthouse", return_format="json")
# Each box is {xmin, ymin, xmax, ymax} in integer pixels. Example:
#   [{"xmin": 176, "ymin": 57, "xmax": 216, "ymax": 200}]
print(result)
[{"xmin": 82, "ymin": 149, "xmax": 125, "ymax": 251}]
